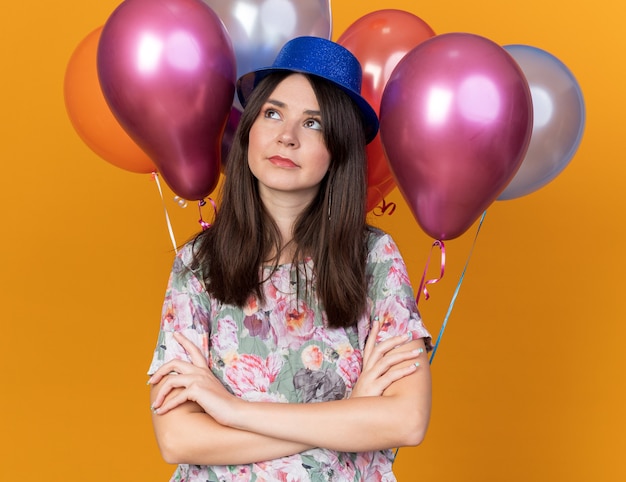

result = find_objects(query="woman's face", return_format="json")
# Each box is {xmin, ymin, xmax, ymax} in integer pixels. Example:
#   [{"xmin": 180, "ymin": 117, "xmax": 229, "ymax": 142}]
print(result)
[{"xmin": 247, "ymin": 74, "xmax": 331, "ymax": 204}]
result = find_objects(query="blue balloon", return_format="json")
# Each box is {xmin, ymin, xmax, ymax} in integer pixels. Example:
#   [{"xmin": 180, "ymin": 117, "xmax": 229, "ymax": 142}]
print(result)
[{"xmin": 499, "ymin": 44, "xmax": 585, "ymax": 200}]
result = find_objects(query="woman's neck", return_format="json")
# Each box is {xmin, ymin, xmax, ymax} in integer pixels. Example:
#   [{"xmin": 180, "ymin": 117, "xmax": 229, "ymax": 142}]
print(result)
[{"xmin": 259, "ymin": 189, "xmax": 313, "ymax": 264}]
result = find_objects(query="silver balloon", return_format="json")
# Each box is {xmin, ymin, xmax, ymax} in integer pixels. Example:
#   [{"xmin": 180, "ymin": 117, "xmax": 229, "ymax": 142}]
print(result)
[
  {"xmin": 499, "ymin": 45, "xmax": 585, "ymax": 200},
  {"xmin": 204, "ymin": 0, "xmax": 332, "ymax": 81}
]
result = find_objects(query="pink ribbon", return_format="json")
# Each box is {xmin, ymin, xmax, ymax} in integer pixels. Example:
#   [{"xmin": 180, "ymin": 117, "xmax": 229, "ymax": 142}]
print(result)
[
  {"xmin": 198, "ymin": 198, "xmax": 217, "ymax": 230},
  {"xmin": 415, "ymin": 240, "xmax": 446, "ymax": 305}
]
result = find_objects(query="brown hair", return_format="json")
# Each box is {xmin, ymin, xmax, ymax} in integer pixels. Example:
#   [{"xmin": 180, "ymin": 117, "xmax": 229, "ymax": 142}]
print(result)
[{"xmin": 193, "ymin": 72, "xmax": 370, "ymax": 328}]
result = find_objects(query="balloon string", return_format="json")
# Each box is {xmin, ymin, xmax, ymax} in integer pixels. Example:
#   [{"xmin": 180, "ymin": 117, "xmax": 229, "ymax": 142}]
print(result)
[
  {"xmin": 394, "ymin": 214, "xmax": 485, "ymax": 463},
  {"xmin": 151, "ymin": 172, "xmax": 178, "ymax": 254},
  {"xmin": 198, "ymin": 198, "xmax": 217, "ymax": 230},
  {"xmin": 429, "ymin": 210, "xmax": 487, "ymax": 365},
  {"xmin": 416, "ymin": 240, "xmax": 446, "ymax": 306}
]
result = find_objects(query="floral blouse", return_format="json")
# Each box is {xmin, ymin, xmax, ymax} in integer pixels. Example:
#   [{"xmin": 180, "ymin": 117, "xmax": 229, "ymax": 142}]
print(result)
[{"xmin": 148, "ymin": 229, "xmax": 431, "ymax": 482}]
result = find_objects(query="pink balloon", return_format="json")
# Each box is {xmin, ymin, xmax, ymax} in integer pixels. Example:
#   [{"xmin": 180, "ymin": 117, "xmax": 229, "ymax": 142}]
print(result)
[
  {"xmin": 98, "ymin": 0, "xmax": 236, "ymax": 200},
  {"xmin": 380, "ymin": 33, "xmax": 533, "ymax": 240},
  {"xmin": 220, "ymin": 107, "xmax": 242, "ymax": 171}
]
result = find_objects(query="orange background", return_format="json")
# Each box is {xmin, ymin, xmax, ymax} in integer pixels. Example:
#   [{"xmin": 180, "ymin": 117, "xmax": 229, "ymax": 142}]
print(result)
[{"xmin": 1, "ymin": 0, "xmax": 623, "ymax": 480}]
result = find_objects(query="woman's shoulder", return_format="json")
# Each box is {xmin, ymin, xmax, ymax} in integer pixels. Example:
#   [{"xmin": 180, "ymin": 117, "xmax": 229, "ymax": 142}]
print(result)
[
  {"xmin": 366, "ymin": 226, "xmax": 399, "ymax": 255},
  {"xmin": 172, "ymin": 235, "xmax": 207, "ymax": 277},
  {"xmin": 176, "ymin": 237, "xmax": 198, "ymax": 263}
]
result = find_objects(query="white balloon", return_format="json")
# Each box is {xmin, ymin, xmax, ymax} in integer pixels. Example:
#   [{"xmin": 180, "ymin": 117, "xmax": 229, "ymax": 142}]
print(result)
[
  {"xmin": 203, "ymin": 0, "xmax": 332, "ymax": 80},
  {"xmin": 499, "ymin": 45, "xmax": 586, "ymax": 200}
]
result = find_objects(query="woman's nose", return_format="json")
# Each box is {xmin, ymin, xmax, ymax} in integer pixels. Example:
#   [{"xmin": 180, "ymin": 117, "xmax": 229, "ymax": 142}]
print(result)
[{"xmin": 277, "ymin": 122, "xmax": 299, "ymax": 147}]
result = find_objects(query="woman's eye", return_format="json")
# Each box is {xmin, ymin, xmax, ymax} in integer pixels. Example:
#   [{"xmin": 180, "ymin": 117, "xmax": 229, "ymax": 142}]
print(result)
[
  {"xmin": 304, "ymin": 118, "xmax": 322, "ymax": 130},
  {"xmin": 263, "ymin": 108, "xmax": 280, "ymax": 119}
]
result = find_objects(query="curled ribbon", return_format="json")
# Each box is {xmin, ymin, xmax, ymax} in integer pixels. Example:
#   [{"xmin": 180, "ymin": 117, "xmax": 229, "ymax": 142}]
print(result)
[
  {"xmin": 372, "ymin": 197, "xmax": 397, "ymax": 217},
  {"xmin": 416, "ymin": 240, "xmax": 446, "ymax": 306},
  {"xmin": 198, "ymin": 198, "xmax": 218, "ymax": 230}
]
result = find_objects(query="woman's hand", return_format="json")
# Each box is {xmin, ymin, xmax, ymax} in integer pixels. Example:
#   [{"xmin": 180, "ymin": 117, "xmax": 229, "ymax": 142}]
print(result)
[
  {"xmin": 350, "ymin": 320, "xmax": 425, "ymax": 398},
  {"xmin": 148, "ymin": 332, "xmax": 242, "ymax": 426}
]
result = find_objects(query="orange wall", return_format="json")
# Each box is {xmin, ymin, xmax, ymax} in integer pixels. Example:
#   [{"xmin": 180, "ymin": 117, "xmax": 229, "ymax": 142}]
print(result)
[{"xmin": 1, "ymin": 0, "xmax": 623, "ymax": 480}]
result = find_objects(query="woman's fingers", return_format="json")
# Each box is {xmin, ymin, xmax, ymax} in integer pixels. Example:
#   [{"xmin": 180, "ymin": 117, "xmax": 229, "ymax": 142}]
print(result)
[
  {"xmin": 153, "ymin": 389, "xmax": 191, "ymax": 415},
  {"xmin": 381, "ymin": 346, "xmax": 424, "ymax": 372},
  {"xmin": 363, "ymin": 329, "xmax": 416, "ymax": 370},
  {"xmin": 354, "ymin": 332, "xmax": 427, "ymax": 398},
  {"xmin": 151, "ymin": 372, "xmax": 192, "ymax": 409},
  {"xmin": 371, "ymin": 362, "xmax": 419, "ymax": 390},
  {"xmin": 147, "ymin": 332, "xmax": 208, "ymax": 385},
  {"xmin": 148, "ymin": 359, "xmax": 191, "ymax": 385},
  {"xmin": 173, "ymin": 332, "xmax": 207, "ymax": 366},
  {"xmin": 363, "ymin": 319, "xmax": 381, "ymax": 361},
  {"xmin": 366, "ymin": 345, "xmax": 424, "ymax": 379},
  {"xmin": 375, "ymin": 331, "xmax": 416, "ymax": 353}
]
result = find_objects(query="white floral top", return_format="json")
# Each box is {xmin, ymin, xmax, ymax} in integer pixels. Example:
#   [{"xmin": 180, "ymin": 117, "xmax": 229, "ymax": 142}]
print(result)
[{"xmin": 148, "ymin": 229, "xmax": 431, "ymax": 482}]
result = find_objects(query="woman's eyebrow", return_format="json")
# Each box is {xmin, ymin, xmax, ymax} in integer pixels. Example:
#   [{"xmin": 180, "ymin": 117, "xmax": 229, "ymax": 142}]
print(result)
[
  {"xmin": 266, "ymin": 98, "xmax": 321, "ymax": 117},
  {"xmin": 266, "ymin": 98, "xmax": 285, "ymax": 108}
]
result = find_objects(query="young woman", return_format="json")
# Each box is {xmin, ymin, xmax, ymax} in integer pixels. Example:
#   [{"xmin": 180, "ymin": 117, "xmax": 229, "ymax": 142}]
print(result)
[{"xmin": 147, "ymin": 36, "xmax": 432, "ymax": 481}]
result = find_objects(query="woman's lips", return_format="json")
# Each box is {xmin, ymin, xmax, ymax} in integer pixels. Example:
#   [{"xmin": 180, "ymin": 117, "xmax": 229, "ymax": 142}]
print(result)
[{"xmin": 269, "ymin": 155, "xmax": 298, "ymax": 168}]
